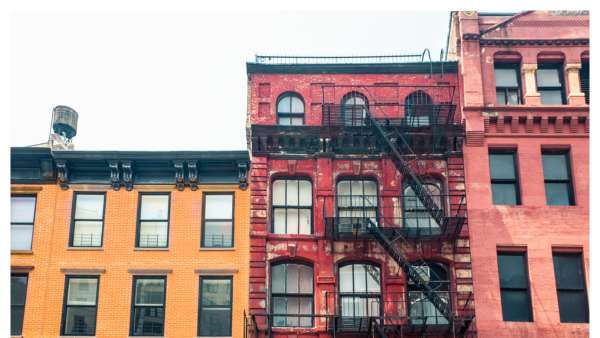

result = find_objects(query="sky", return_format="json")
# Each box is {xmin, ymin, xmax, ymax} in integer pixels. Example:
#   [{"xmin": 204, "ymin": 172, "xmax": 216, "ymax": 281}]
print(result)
[{"xmin": 10, "ymin": 11, "xmax": 452, "ymax": 151}]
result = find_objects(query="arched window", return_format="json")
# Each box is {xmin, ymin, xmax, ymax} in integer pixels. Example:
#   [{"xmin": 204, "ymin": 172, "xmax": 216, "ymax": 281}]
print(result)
[
  {"xmin": 271, "ymin": 262, "xmax": 314, "ymax": 327},
  {"xmin": 405, "ymin": 91, "xmax": 432, "ymax": 127},
  {"xmin": 277, "ymin": 93, "xmax": 304, "ymax": 125},
  {"xmin": 272, "ymin": 178, "xmax": 312, "ymax": 234},
  {"xmin": 339, "ymin": 262, "xmax": 381, "ymax": 323},
  {"xmin": 341, "ymin": 92, "xmax": 368, "ymax": 126},
  {"xmin": 337, "ymin": 179, "xmax": 378, "ymax": 234},
  {"xmin": 403, "ymin": 181, "xmax": 442, "ymax": 236},
  {"xmin": 407, "ymin": 263, "xmax": 450, "ymax": 324}
]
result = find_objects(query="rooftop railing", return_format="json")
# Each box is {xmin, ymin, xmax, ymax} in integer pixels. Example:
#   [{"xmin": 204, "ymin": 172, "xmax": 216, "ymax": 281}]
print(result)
[{"xmin": 253, "ymin": 49, "xmax": 457, "ymax": 64}]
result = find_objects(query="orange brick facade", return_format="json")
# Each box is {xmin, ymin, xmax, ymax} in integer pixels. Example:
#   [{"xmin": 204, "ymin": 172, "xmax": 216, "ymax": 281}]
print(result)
[{"xmin": 11, "ymin": 183, "xmax": 250, "ymax": 338}]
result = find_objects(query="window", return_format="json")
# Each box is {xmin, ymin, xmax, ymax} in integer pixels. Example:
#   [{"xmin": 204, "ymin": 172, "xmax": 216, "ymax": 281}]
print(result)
[
  {"xmin": 11, "ymin": 195, "xmax": 37, "ymax": 251},
  {"xmin": 136, "ymin": 194, "xmax": 170, "ymax": 248},
  {"xmin": 202, "ymin": 193, "xmax": 234, "ymax": 247},
  {"xmin": 130, "ymin": 277, "xmax": 166, "ymax": 336},
  {"xmin": 339, "ymin": 263, "xmax": 381, "ymax": 325},
  {"xmin": 271, "ymin": 262, "xmax": 313, "ymax": 327},
  {"xmin": 272, "ymin": 179, "xmax": 312, "ymax": 234},
  {"xmin": 403, "ymin": 182, "xmax": 442, "ymax": 235},
  {"xmin": 408, "ymin": 264, "xmax": 450, "ymax": 324},
  {"xmin": 405, "ymin": 91, "xmax": 433, "ymax": 126},
  {"xmin": 536, "ymin": 64, "xmax": 565, "ymax": 105},
  {"xmin": 11, "ymin": 274, "xmax": 28, "ymax": 335},
  {"xmin": 580, "ymin": 62, "xmax": 589, "ymax": 104},
  {"xmin": 198, "ymin": 277, "xmax": 233, "ymax": 336},
  {"xmin": 70, "ymin": 194, "xmax": 106, "ymax": 247},
  {"xmin": 497, "ymin": 252, "xmax": 532, "ymax": 322},
  {"xmin": 489, "ymin": 151, "xmax": 520, "ymax": 205},
  {"xmin": 61, "ymin": 276, "xmax": 99, "ymax": 336},
  {"xmin": 341, "ymin": 92, "xmax": 368, "ymax": 126},
  {"xmin": 277, "ymin": 93, "xmax": 304, "ymax": 125},
  {"xmin": 542, "ymin": 151, "xmax": 574, "ymax": 206},
  {"xmin": 337, "ymin": 180, "xmax": 378, "ymax": 234},
  {"xmin": 495, "ymin": 63, "xmax": 522, "ymax": 105},
  {"xmin": 553, "ymin": 253, "xmax": 588, "ymax": 323}
]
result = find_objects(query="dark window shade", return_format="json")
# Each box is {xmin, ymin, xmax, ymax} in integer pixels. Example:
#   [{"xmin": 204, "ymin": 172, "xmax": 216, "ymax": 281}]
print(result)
[
  {"xmin": 536, "ymin": 64, "xmax": 566, "ymax": 105},
  {"xmin": 497, "ymin": 252, "xmax": 532, "ymax": 322},
  {"xmin": 11, "ymin": 275, "xmax": 28, "ymax": 335},
  {"xmin": 542, "ymin": 152, "xmax": 574, "ymax": 206},
  {"xmin": 580, "ymin": 63, "xmax": 589, "ymax": 104},
  {"xmin": 553, "ymin": 253, "xmax": 588, "ymax": 323},
  {"xmin": 489, "ymin": 152, "xmax": 520, "ymax": 205}
]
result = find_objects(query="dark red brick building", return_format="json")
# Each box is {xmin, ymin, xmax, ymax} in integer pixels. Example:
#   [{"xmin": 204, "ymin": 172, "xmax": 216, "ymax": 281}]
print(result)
[
  {"xmin": 245, "ymin": 55, "xmax": 476, "ymax": 337},
  {"xmin": 447, "ymin": 10, "xmax": 589, "ymax": 338}
]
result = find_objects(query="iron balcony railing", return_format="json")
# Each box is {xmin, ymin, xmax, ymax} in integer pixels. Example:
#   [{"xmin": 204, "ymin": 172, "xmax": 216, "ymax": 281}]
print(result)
[
  {"xmin": 323, "ymin": 194, "xmax": 466, "ymax": 240},
  {"xmin": 253, "ymin": 50, "xmax": 458, "ymax": 64},
  {"xmin": 72, "ymin": 233, "xmax": 102, "ymax": 247},
  {"xmin": 138, "ymin": 234, "xmax": 168, "ymax": 248},
  {"xmin": 203, "ymin": 234, "xmax": 233, "ymax": 248}
]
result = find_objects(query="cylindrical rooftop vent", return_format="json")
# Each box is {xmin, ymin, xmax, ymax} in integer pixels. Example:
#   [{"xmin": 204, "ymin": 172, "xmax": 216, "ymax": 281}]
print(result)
[{"xmin": 53, "ymin": 105, "xmax": 78, "ymax": 140}]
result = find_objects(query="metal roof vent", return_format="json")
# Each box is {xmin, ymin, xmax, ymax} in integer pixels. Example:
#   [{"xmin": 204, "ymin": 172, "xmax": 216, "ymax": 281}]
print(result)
[{"xmin": 50, "ymin": 105, "xmax": 79, "ymax": 150}]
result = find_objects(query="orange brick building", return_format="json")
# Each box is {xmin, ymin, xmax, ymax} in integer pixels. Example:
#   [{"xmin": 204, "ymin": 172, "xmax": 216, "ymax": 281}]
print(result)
[{"xmin": 11, "ymin": 147, "xmax": 251, "ymax": 338}]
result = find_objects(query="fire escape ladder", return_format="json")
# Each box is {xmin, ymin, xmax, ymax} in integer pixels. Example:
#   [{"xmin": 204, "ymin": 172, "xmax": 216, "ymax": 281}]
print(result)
[{"xmin": 368, "ymin": 317, "xmax": 389, "ymax": 338}]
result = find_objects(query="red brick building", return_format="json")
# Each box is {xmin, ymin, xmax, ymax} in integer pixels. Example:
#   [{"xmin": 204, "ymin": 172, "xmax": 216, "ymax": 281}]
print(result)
[
  {"xmin": 447, "ymin": 10, "xmax": 589, "ymax": 338},
  {"xmin": 245, "ymin": 55, "xmax": 476, "ymax": 337}
]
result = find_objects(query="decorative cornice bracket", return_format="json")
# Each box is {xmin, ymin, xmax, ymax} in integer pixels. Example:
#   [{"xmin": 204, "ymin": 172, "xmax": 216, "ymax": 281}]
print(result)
[
  {"xmin": 174, "ymin": 162, "xmax": 185, "ymax": 191},
  {"xmin": 108, "ymin": 161, "xmax": 121, "ymax": 191},
  {"xmin": 122, "ymin": 160, "xmax": 134, "ymax": 191},
  {"xmin": 188, "ymin": 162, "xmax": 198, "ymax": 191},
  {"xmin": 238, "ymin": 162, "xmax": 248, "ymax": 191},
  {"xmin": 56, "ymin": 160, "xmax": 69, "ymax": 190}
]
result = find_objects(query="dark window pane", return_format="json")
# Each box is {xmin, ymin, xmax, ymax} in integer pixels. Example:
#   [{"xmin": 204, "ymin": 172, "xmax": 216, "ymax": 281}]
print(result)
[
  {"xmin": 11, "ymin": 277, "xmax": 28, "ymax": 305},
  {"xmin": 489, "ymin": 154, "xmax": 516, "ymax": 179},
  {"xmin": 495, "ymin": 69, "xmax": 519, "ymax": 87},
  {"xmin": 557, "ymin": 291, "xmax": 588, "ymax": 323},
  {"xmin": 496, "ymin": 90, "xmax": 507, "ymax": 105},
  {"xmin": 553, "ymin": 255, "xmax": 584, "ymax": 289},
  {"xmin": 272, "ymin": 264, "xmax": 285, "ymax": 293},
  {"xmin": 133, "ymin": 307, "xmax": 164, "ymax": 335},
  {"xmin": 11, "ymin": 305, "xmax": 25, "ymax": 335},
  {"xmin": 64, "ymin": 306, "xmax": 97, "ymax": 335},
  {"xmin": 202, "ymin": 280, "xmax": 231, "ymax": 306},
  {"xmin": 199, "ymin": 308, "xmax": 231, "ymax": 336},
  {"xmin": 498, "ymin": 254, "xmax": 527, "ymax": 288},
  {"xmin": 545, "ymin": 183, "xmax": 570, "ymax": 206},
  {"xmin": 537, "ymin": 69, "xmax": 561, "ymax": 87},
  {"xmin": 542, "ymin": 155, "xmax": 569, "ymax": 180},
  {"xmin": 500, "ymin": 289, "xmax": 531, "ymax": 322},
  {"xmin": 492, "ymin": 184, "xmax": 518, "ymax": 205},
  {"xmin": 540, "ymin": 91, "xmax": 563, "ymax": 105},
  {"xmin": 135, "ymin": 279, "xmax": 165, "ymax": 306},
  {"xmin": 508, "ymin": 90, "xmax": 519, "ymax": 105}
]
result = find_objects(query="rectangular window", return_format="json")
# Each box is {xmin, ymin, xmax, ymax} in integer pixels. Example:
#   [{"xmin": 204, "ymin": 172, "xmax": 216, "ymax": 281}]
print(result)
[
  {"xmin": 70, "ymin": 193, "xmax": 106, "ymax": 247},
  {"xmin": 497, "ymin": 252, "xmax": 532, "ymax": 322},
  {"xmin": 272, "ymin": 179, "xmax": 313, "ymax": 234},
  {"xmin": 489, "ymin": 151, "xmax": 520, "ymax": 205},
  {"xmin": 130, "ymin": 277, "xmax": 166, "ymax": 336},
  {"xmin": 536, "ymin": 64, "xmax": 565, "ymax": 105},
  {"xmin": 202, "ymin": 193, "xmax": 235, "ymax": 247},
  {"xmin": 542, "ymin": 151, "xmax": 574, "ymax": 206},
  {"xmin": 495, "ymin": 63, "xmax": 522, "ymax": 105},
  {"xmin": 198, "ymin": 277, "xmax": 233, "ymax": 336},
  {"xmin": 11, "ymin": 274, "xmax": 28, "ymax": 335},
  {"xmin": 553, "ymin": 253, "xmax": 588, "ymax": 323},
  {"xmin": 61, "ymin": 276, "xmax": 99, "ymax": 336},
  {"xmin": 580, "ymin": 62, "xmax": 589, "ymax": 104},
  {"xmin": 336, "ymin": 180, "xmax": 378, "ymax": 234},
  {"xmin": 136, "ymin": 194, "xmax": 170, "ymax": 248},
  {"xmin": 272, "ymin": 263, "xmax": 314, "ymax": 327},
  {"xmin": 11, "ymin": 195, "xmax": 37, "ymax": 251}
]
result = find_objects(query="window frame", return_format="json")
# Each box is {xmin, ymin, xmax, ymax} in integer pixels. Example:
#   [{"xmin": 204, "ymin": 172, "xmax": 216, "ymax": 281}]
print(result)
[
  {"xmin": 69, "ymin": 192, "xmax": 107, "ymax": 248},
  {"xmin": 402, "ymin": 180, "xmax": 444, "ymax": 235},
  {"xmin": 580, "ymin": 61, "xmax": 589, "ymax": 104},
  {"xmin": 336, "ymin": 178, "xmax": 379, "ymax": 234},
  {"xmin": 536, "ymin": 63, "xmax": 566, "ymax": 105},
  {"xmin": 135, "ymin": 193, "xmax": 171, "ymax": 248},
  {"xmin": 276, "ymin": 92, "xmax": 305, "ymax": 126},
  {"xmin": 542, "ymin": 150, "xmax": 575, "ymax": 206},
  {"xmin": 197, "ymin": 276, "xmax": 233, "ymax": 336},
  {"xmin": 337, "ymin": 261, "xmax": 382, "ymax": 319},
  {"xmin": 552, "ymin": 252, "xmax": 589, "ymax": 323},
  {"xmin": 11, "ymin": 194, "xmax": 37, "ymax": 251},
  {"xmin": 407, "ymin": 262, "xmax": 451, "ymax": 325},
  {"xmin": 404, "ymin": 91, "xmax": 433, "ymax": 127},
  {"xmin": 60, "ymin": 275, "xmax": 100, "ymax": 336},
  {"xmin": 271, "ymin": 178, "xmax": 313, "ymax": 235},
  {"xmin": 489, "ymin": 150, "xmax": 521, "ymax": 205},
  {"xmin": 129, "ymin": 276, "xmax": 167, "ymax": 336},
  {"xmin": 270, "ymin": 261, "xmax": 314, "ymax": 328},
  {"xmin": 497, "ymin": 251, "xmax": 533, "ymax": 322},
  {"xmin": 11, "ymin": 273, "xmax": 29, "ymax": 336},
  {"xmin": 201, "ymin": 192, "xmax": 235, "ymax": 248},
  {"xmin": 341, "ymin": 92, "xmax": 369, "ymax": 126},
  {"xmin": 494, "ymin": 62, "xmax": 523, "ymax": 105}
]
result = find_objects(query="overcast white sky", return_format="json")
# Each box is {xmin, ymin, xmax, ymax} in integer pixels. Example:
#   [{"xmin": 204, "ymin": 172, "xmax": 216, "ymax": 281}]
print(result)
[{"xmin": 10, "ymin": 11, "xmax": 453, "ymax": 151}]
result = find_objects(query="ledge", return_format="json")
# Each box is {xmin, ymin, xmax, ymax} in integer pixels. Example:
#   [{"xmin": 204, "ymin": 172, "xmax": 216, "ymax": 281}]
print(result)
[
  {"xmin": 11, "ymin": 250, "xmax": 33, "ymax": 255},
  {"xmin": 464, "ymin": 105, "xmax": 589, "ymax": 112},
  {"xmin": 68, "ymin": 184, "xmax": 111, "ymax": 192},
  {"xmin": 133, "ymin": 185, "xmax": 176, "ymax": 192},
  {"xmin": 61, "ymin": 268, "xmax": 106, "ymax": 275},
  {"xmin": 11, "ymin": 265, "xmax": 34, "ymax": 273},
  {"xmin": 552, "ymin": 245, "xmax": 584, "ymax": 253},
  {"xmin": 267, "ymin": 234, "xmax": 318, "ymax": 241},
  {"xmin": 11, "ymin": 336, "xmax": 23, "ymax": 338},
  {"xmin": 195, "ymin": 268, "xmax": 238, "ymax": 276},
  {"xmin": 133, "ymin": 247, "xmax": 170, "ymax": 251},
  {"xmin": 67, "ymin": 247, "xmax": 104, "ymax": 251},
  {"xmin": 197, "ymin": 337, "xmax": 232, "ymax": 338},
  {"xmin": 59, "ymin": 336, "xmax": 96, "ymax": 338},
  {"xmin": 11, "ymin": 186, "xmax": 43, "ymax": 193},
  {"xmin": 199, "ymin": 247, "xmax": 235, "ymax": 251},
  {"xmin": 128, "ymin": 268, "xmax": 172, "ymax": 276},
  {"xmin": 195, "ymin": 184, "xmax": 240, "ymax": 191},
  {"xmin": 496, "ymin": 244, "xmax": 527, "ymax": 252}
]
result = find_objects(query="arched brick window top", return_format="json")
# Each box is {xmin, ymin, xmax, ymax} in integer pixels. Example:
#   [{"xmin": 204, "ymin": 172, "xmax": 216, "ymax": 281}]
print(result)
[
  {"xmin": 277, "ymin": 92, "xmax": 304, "ymax": 125},
  {"xmin": 271, "ymin": 261, "xmax": 314, "ymax": 327}
]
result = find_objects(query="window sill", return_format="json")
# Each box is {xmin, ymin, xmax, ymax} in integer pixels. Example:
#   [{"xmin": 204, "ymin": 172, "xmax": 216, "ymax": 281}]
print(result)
[
  {"xmin": 67, "ymin": 247, "xmax": 104, "ymax": 251},
  {"xmin": 197, "ymin": 336, "xmax": 233, "ymax": 338},
  {"xmin": 59, "ymin": 336, "xmax": 97, "ymax": 338},
  {"xmin": 11, "ymin": 250, "xmax": 33, "ymax": 255},
  {"xmin": 267, "ymin": 234, "xmax": 317, "ymax": 241},
  {"xmin": 198, "ymin": 247, "xmax": 235, "ymax": 251},
  {"xmin": 133, "ymin": 247, "xmax": 170, "ymax": 251},
  {"xmin": 11, "ymin": 335, "xmax": 23, "ymax": 338}
]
